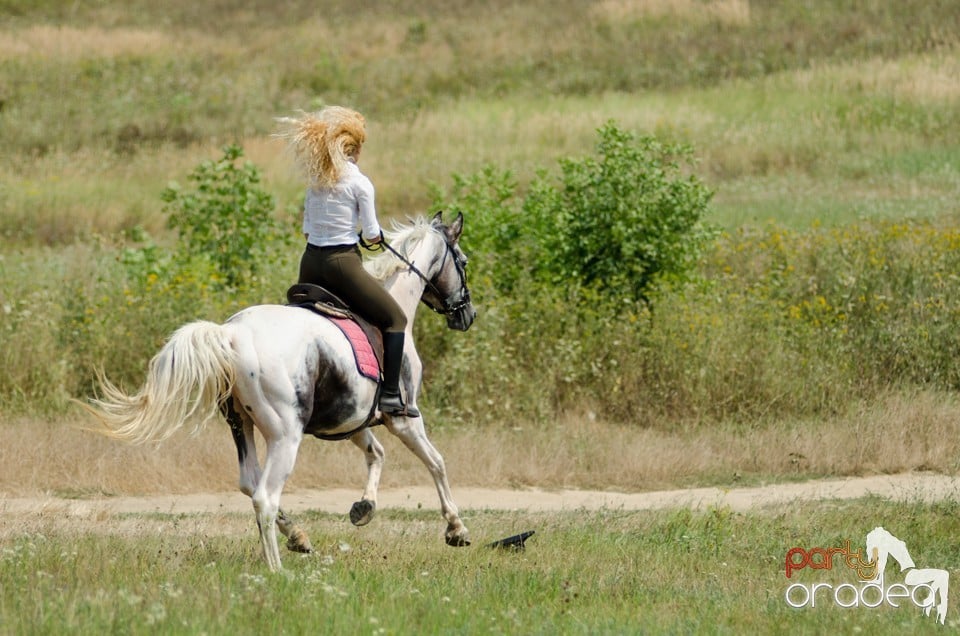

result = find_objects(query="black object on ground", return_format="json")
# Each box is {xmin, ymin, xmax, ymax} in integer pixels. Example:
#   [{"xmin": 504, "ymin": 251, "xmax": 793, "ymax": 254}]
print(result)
[{"xmin": 487, "ymin": 530, "xmax": 535, "ymax": 550}]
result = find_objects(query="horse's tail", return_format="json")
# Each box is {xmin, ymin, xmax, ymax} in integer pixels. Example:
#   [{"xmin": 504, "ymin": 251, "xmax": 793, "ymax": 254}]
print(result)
[{"xmin": 86, "ymin": 320, "xmax": 237, "ymax": 445}]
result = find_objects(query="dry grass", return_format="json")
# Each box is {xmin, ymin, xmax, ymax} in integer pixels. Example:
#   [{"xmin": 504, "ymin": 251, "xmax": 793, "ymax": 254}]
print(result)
[
  {"xmin": 1, "ymin": 390, "xmax": 957, "ymax": 498},
  {"xmin": 800, "ymin": 52, "xmax": 960, "ymax": 103},
  {"xmin": 359, "ymin": 93, "xmax": 719, "ymax": 213},
  {"xmin": 0, "ymin": 146, "xmax": 221, "ymax": 242},
  {"xmin": 212, "ymin": 94, "xmax": 716, "ymax": 218},
  {"xmin": 591, "ymin": 0, "xmax": 751, "ymax": 26},
  {"xmin": 5, "ymin": 94, "xmax": 709, "ymax": 238},
  {"xmin": 5, "ymin": 45, "xmax": 956, "ymax": 239},
  {"xmin": 0, "ymin": 25, "xmax": 229, "ymax": 60},
  {"xmin": 13, "ymin": 46, "xmax": 956, "ymax": 238}
]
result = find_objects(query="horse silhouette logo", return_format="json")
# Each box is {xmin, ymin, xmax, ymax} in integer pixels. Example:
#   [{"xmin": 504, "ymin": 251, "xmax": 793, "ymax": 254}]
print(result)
[
  {"xmin": 866, "ymin": 527, "xmax": 949, "ymax": 625},
  {"xmin": 785, "ymin": 526, "xmax": 950, "ymax": 625}
]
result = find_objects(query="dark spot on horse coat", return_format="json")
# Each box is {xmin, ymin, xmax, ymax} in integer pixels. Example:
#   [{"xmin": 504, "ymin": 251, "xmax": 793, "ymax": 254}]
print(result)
[
  {"xmin": 299, "ymin": 349, "xmax": 363, "ymax": 438},
  {"xmin": 221, "ymin": 400, "xmax": 247, "ymax": 463},
  {"xmin": 295, "ymin": 387, "xmax": 310, "ymax": 415}
]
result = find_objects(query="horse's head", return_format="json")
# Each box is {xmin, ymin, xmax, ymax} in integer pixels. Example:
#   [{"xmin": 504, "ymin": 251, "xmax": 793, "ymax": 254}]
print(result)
[{"xmin": 422, "ymin": 211, "xmax": 476, "ymax": 331}]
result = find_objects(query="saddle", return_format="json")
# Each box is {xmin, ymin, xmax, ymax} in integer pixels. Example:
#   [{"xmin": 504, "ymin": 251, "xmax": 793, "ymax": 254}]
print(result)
[{"xmin": 286, "ymin": 284, "xmax": 384, "ymax": 380}]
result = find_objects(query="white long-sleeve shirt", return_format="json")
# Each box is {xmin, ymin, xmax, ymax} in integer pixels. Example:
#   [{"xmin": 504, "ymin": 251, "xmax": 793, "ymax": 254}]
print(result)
[{"xmin": 302, "ymin": 162, "xmax": 382, "ymax": 247}]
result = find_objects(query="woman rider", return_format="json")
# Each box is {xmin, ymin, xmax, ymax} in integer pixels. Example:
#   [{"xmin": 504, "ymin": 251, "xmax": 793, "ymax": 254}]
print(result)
[{"xmin": 276, "ymin": 106, "xmax": 418, "ymax": 417}]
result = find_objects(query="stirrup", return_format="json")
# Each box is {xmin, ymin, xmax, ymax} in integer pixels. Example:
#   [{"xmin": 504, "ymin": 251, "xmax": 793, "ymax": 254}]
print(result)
[{"xmin": 379, "ymin": 393, "xmax": 420, "ymax": 418}]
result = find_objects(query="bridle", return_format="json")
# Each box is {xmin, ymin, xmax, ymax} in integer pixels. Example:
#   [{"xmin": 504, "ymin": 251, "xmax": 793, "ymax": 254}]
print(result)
[{"xmin": 364, "ymin": 231, "xmax": 471, "ymax": 317}]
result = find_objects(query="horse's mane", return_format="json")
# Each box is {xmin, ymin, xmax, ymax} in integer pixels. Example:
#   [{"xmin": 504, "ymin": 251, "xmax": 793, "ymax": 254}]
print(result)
[{"xmin": 365, "ymin": 216, "xmax": 438, "ymax": 281}]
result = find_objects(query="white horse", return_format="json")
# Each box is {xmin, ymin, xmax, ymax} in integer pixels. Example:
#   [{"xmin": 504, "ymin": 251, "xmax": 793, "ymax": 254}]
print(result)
[{"xmin": 87, "ymin": 212, "xmax": 476, "ymax": 571}]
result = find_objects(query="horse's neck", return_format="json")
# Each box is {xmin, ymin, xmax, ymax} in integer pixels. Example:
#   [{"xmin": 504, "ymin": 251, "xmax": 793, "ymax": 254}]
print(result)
[{"xmin": 383, "ymin": 238, "xmax": 434, "ymax": 323}]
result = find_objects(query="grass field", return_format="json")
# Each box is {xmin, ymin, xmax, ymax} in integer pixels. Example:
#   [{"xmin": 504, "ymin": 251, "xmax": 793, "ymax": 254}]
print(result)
[
  {"xmin": 2, "ymin": 1, "xmax": 958, "ymax": 244},
  {"xmin": 2, "ymin": 1, "xmax": 960, "ymax": 632},
  {"xmin": 3, "ymin": 499, "xmax": 959, "ymax": 634}
]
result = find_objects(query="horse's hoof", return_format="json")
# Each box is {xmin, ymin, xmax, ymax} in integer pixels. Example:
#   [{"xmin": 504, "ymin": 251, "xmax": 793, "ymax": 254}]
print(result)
[
  {"xmin": 286, "ymin": 539, "xmax": 313, "ymax": 553},
  {"xmin": 349, "ymin": 499, "xmax": 376, "ymax": 526},
  {"xmin": 286, "ymin": 529, "xmax": 314, "ymax": 553},
  {"xmin": 445, "ymin": 534, "xmax": 471, "ymax": 547}
]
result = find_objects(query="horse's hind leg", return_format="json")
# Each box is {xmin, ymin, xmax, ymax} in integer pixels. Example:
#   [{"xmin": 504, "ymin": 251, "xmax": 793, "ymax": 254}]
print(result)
[
  {"xmin": 251, "ymin": 430, "xmax": 302, "ymax": 571},
  {"xmin": 225, "ymin": 399, "xmax": 312, "ymax": 554},
  {"xmin": 348, "ymin": 428, "xmax": 385, "ymax": 526},
  {"xmin": 386, "ymin": 416, "xmax": 470, "ymax": 547},
  {"xmin": 225, "ymin": 398, "xmax": 261, "ymax": 498},
  {"xmin": 276, "ymin": 509, "xmax": 313, "ymax": 553}
]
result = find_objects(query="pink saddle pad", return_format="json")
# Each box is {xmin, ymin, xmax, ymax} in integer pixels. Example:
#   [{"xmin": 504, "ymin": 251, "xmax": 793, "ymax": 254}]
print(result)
[{"xmin": 328, "ymin": 317, "xmax": 380, "ymax": 381}]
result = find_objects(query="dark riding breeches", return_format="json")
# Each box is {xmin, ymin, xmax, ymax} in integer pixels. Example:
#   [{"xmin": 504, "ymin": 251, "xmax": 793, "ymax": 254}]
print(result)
[{"xmin": 298, "ymin": 243, "xmax": 407, "ymax": 334}]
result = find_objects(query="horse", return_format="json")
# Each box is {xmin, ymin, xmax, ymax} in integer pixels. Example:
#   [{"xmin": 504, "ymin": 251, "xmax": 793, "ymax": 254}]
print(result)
[{"xmin": 86, "ymin": 212, "xmax": 476, "ymax": 571}]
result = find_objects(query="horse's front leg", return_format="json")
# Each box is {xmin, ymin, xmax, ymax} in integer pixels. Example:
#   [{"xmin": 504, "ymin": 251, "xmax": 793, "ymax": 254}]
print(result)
[
  {"xmin": 348, "ymin": 428, "xmax": 385, "ymax": 526},
  {"xmin": 386, "ymin": 415, "xmax": 470, "ymax": 547}
]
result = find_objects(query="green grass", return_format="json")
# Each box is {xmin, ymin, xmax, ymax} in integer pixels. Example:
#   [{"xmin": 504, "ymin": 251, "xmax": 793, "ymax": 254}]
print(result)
[
  {"xmin": 3, "ymin": 5, "xmax": 960, "ymax": 632},
  {"xmin": 3, "ymin": 500, "xmax": 959, "ymax": 634},
  {"xmin": 2, "ymin": 2, "xmax": 960, "ymax": 470},
  {"xmin": 2, "ymin": 1, "xmax": 959, "ymax": 241},
  {"xmin": 6, "ymin": 52, "xmax": 959, "ymax": 243}
]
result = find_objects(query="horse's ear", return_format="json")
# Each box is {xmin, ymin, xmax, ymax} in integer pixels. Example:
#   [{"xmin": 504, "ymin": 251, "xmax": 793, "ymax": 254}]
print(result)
[
  {"xmin": 449, "ymin": 211, "xmax": 464, "ymax": 241},
  {"xmin": 431, "ymin": 211, "xmax": 444, "ymax": 226}
]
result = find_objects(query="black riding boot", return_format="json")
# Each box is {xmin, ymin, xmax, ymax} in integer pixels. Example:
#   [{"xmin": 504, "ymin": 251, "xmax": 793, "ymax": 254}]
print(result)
[{"xmin": 379, "ymin": 332, "xmax": 420, "ymax": 417}]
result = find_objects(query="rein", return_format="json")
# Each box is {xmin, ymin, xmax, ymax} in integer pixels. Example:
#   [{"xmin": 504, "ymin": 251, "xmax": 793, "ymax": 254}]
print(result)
[{"xmin": 362, "ymin": 232, "xmax": 470, "ymax": 316}]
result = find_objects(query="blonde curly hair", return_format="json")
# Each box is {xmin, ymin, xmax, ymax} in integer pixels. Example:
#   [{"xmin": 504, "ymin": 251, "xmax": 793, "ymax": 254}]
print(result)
[{"xmin": 275, "ymin": 106, "xmax": 367, "ymax": 188}]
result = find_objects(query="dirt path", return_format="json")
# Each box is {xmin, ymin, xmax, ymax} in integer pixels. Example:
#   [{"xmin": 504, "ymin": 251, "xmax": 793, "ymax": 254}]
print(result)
[{"xmin": 3, "ymin": 472, "xmax": 959, "ymax": 517}]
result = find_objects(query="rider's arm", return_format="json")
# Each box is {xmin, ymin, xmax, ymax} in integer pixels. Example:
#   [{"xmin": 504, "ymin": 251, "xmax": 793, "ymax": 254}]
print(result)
[{"xmin": 355, "ymin": 173, "xmax": 382, "ymax": 244}]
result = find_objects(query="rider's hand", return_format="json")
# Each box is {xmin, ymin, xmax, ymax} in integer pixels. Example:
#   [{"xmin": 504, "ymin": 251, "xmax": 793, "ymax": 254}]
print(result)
[{"xmin": 359, "ymin": 231, "xmax": 384, "ymax": 249}]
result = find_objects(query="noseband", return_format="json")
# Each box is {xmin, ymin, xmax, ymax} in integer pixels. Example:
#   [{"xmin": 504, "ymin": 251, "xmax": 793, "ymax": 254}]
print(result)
[{"xmin": 375, "ymin": 234, "xmax": 471, "ymax": 317}]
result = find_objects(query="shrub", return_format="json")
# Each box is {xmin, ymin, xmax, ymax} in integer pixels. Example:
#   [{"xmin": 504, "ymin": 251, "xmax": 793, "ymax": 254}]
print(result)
[
  {"xmin": 435, "ymin": 122, "xmax": 715, "ymax": 309},
  {"xmin": 428, "ymin": 165, "xmax": 536, "ymax": 294},
  {"xmin": 57, "ymin": 146, "xmax": 297, "ymax": 398},
  {"xmin": 530, "ymin": 121, "xmax": 715, "ymax": 304},
  {"xmin": 161, "ymin": 144, "xmax": 286, "ymax": 291}
]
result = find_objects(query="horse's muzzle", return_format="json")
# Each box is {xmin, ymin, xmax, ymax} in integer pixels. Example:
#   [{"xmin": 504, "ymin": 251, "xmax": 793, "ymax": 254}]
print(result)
[{"xmin": 447, "ymin": 303, "xmax": 477, "ymax": 331}]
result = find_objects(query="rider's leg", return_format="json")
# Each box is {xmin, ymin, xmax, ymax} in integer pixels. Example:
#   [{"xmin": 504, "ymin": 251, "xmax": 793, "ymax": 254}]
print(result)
[
  {"xmin": 378, "ymin": 330, "xmax": 419, "ymax": 417},
  {"xmin": 303, "ymin": 245, "xmax": 418, "ymax": 417}
]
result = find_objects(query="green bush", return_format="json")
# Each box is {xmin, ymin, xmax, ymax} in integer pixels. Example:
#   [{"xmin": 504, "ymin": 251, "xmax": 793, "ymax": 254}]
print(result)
[
  {"xmin": 435, "ymin": 122, "xmax": 714, "ymax": 309},
  {"xmin": 161, "ymin": 144, "xmax": 286, "ymax": 291},
  {"xmin": 422, "ymin": 123, "xmax": 716, "ymax": 420},
  {"xmin": 56, "ymin": 146, "xmax": 297, "ymax": 398},
  {"xmin": 428, "ymin": 165, "xmax": 535, "ymax": 294},
  {"xmin": 530, "ymin": 122, "xmax": 715, "ymax": 304}
]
